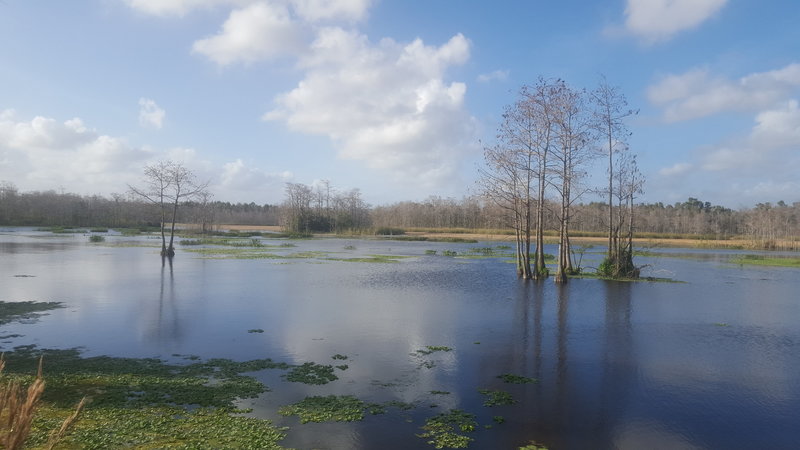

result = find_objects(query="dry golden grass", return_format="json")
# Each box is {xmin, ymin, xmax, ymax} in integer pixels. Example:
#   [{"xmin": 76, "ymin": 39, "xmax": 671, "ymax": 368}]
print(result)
[{"xmin": 0, "ymin": 355, "xmax": 85, "ymax": 450}]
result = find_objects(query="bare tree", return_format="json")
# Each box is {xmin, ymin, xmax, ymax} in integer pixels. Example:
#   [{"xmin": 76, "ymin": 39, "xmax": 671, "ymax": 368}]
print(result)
[
  {"xmin": 129, "ymin": 160, "xmax": 209, "ymax": 257},
  {"xmin": 591, "ymin": 76, "xmax": 637, "ymax": 274},
  {"xmin": 550, "ymin": 82, "xmax": 595, "ymax": 283}
]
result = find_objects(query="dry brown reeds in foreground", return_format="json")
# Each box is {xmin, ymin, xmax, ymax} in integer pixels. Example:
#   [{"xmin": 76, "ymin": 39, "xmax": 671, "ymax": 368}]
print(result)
[{"xmin": 0, "ymin": 355, "xmax": 85, "ymax": 450}]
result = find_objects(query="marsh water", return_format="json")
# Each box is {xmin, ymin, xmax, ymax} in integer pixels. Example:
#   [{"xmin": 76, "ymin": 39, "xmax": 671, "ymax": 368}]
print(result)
[{"xmin": 1, "ymin": 228, "xmax": 799, "ymax": 449}]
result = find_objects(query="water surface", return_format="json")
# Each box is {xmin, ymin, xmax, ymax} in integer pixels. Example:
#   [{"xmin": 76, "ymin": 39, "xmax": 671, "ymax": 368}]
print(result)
[{"xmin": 1, "ymin": 228, "xmax": 798, "ymax": 449}]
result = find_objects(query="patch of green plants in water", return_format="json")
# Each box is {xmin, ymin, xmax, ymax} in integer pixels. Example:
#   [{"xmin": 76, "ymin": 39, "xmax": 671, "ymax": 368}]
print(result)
[
  {"xmin": 0, "ymin": 301, "xmax": 63, "ymax": 326},
  {"xmin": 325, "ymin": 254, "xmax": 409, "ymax": 263},
  {"xmin": 36, "ymin": 226, "xmax": 86, "ymax": 234},
  {"xmin": 730, "ymin": 254, "xmax": 800, "ymax": 268},
  {"xmin": 497, "ymin": 373, "xmax": 538, "ymax": 384},
  {"xmin": 88, "ymin": 234, "xmax": 105, "ymax": 243},
  {"xmin": 442, "ymin": 250, "xmax": 458, "ymax": 256},
  {"xmin": 331, "ymin": 354, "xmax": 348, "ymax": 360},
  {"xmin": 430, "ymin": 390, "xmax": 450, "ymax": 395},
  {"xmin": 89, "ymin": 228, "xmax": 108, "ymax": 233},
  {"xmin": 415, "ymin": 346, "xmax": 452, "ymax": 355},
  {"xmin": 278, "ymin": 395, "xmax": 413, "ymax": 424},
  {"xmin": 1, "ymin": 345, "xmax": 290, "ymax": 449},
  {"xmin": 283, "ymin": 362, "xmax": 338, "ymax": 385},
  {"xmin": 418, "ymin": 409, "xmax": 477, "ymax": 449},
  {"xmin": 383, "ymin": 236, "xmax": 479, "ymax": 243},
  {"xmin": 278, "ymin": 395, "xmax": 368, "ymax": 423},
  {"xmin": 425, "ymin": 249, "xmax": 437, "ymax": 255},
  {"xmin": 248, "ymin": 329, "xmax": 265, "ymax": 333},
  {"xmin": 344, "ymin": 245, "xmax": 357, "ymax": 250},
  {"xmin": 478, "ymin": 389, "xmax": 516, "ymax": 406}
]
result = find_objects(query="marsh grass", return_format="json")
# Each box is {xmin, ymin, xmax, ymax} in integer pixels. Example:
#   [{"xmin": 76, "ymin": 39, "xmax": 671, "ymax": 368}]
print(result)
[
  {"xmin": 730, "ymin": 255, "xmax": 800, "ymax": 268},
  {"xmin": 0, "ymin": 356, "xmax": 85, "ymax": 450}
]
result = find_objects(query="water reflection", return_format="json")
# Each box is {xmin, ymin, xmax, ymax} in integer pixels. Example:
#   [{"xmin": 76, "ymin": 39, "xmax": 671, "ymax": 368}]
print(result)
[{"xmin": 144, "ymin": 255, "xmax": 182, "ymax": 344}]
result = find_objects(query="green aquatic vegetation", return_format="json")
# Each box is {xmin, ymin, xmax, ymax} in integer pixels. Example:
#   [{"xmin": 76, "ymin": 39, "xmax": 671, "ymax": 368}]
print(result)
[
  {"xmin": 714, "ymin": 322, "xmax": 729, "ymax": 327},
  {"xmin": 88, "ymin": 234, "xmax": 105, "ymax": 243},
  {"xmin": 1, "ymin": 346, "xmax": 289, "ymax": 449},
  {"xmin": 326, "ymin": 254, "xmax": 410, "ymax": 263},
  {"xmin": 730, "ymin": 255, "xmax": 800, "ymax": 268},
  {"xmin": 0, "ymin": 301, "xmax": 63, "ymax": 326},
  {"xmin": 493, "ymin": 415, "xmax": 505, "ymax": 424},
  {"xmin": 418, "ymin": 409, "xmax": 477, "ymax": 449},
  {"xmin": 344, "ymin": 245, "xmax": 357, "ymax": 250},
  {"xmin": 479, "ymin": 389, "xmax": 516, "ymax": 406},
  {"xmin": 248, "ymin": 329, "xmax": 265, "ymax": 333},
  {"xmin": 497, "ymin": 373, "xmax": 538, "ymax": 384},
  {"xmin": 430, "ymin": 390, "xmax": 450, "ymax": 395},
  {"xmin": 416, "ymin": 346, "xmax": 453, "ymax": 355},
  {"xmin": 442, "ymin": 250, "xmax": 458, "ymax": 256},
  {"xmin": 278, "ymin": 395, "xmax": 368, "ymax": 423},
  {"xmin": 335, "ymin": 364, "xmax": 349, "ymax": 370},
  {"xmin": 331, "ymin": 354, "xmax": 348, "ymax": 360},
  {"xmin": 284, "ymin": 362, "xmax": 338, "ymax": 385},
  {"xmin": 425, "ymin": 249, "xmax": 438, "ymax": 255}
]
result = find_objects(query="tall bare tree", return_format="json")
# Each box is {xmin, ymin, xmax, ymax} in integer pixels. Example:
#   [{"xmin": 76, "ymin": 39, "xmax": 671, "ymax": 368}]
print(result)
[
  {"xmin": 129, "ymin": 160, "xmax": 209, "ymax": 257},
  {"xmin": 550, "ymin": 82, "xmax": 595, "ymax": 283},
  {"xmin": 591, "ymin": 76, "xmax": 637, "ymax": 274}
]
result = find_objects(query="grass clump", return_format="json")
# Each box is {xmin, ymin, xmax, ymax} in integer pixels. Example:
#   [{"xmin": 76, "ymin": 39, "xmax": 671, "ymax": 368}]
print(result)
[
  {"xmin": 478, "ymin": 389, "xmax": 516, "ymax": 407},
  {"xmin": 88, "ymin": 235, "xmax": 105, "ymax": 243},
  {"xmin": 418, "ymin": 409, "xmax": 477, "ymax": 449},
  {"xmin": 283, "ymin": 362, "xmax": 338, "ymax": 385},
  {"xmin": 498, "ymin": 373, "xmax": 538, "ymax": 384}
]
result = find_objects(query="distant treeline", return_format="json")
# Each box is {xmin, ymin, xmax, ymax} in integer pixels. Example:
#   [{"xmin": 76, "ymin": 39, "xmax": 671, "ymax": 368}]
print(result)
[{"xmin": 1, "ymin": 182, "xmax": 798, "ymax": 247}]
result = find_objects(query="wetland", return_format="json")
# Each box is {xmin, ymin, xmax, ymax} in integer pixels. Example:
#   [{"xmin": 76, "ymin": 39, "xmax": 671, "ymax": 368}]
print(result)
[{"xmin": 1, "ymin": 227, "xmax": 799, "ymax": 449}]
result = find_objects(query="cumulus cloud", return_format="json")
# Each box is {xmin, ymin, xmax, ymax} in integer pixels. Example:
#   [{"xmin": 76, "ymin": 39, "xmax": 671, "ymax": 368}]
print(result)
[
  {"xmin": 687, "ymin": 99, "xmax": 800, "ymax": 202},
  {"xmin": 477, "ymin": 69, "xmax": 509, "ymax": 83},
  {"xmin": 124, "ymin": 0, "xmax": 243, "ymax": 17},
  {"xmin": 0, "ymin": 110, "xmax": 151, "ymax": 193},
  {"xmin": 265, "ymin": 30, "xmax": 477, "ymax": 191},
  {"xmin": 138, "ymin": 98, "xmax": 166, "ymax": 129},
  {"xmin": 192, "ymin": 2, "xmax": 306, "ymax": 65},
  {"xmin": 648, "ymin": 63, "xmax": 800, "ymax": 122},
  {"xmin": 623, "ymin": 0, "xmax": 728, "ymax": 44},
  {"xmin": 220, "ymin": 158, "xmax": 292, "ymax": 190}
]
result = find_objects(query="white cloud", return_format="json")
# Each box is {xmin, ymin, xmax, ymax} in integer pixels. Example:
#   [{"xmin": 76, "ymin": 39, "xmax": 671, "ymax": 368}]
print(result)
[
  {"xmin": 290, "ymin": 0, "xmax": 372, "ymax": 22},
  {"xmin": 0, "ymin": 111, "xmax": 152, "ymax": 194},
  {"xmin": 623, "ymin": 0, "xmax": 728, "ymax": 44},
  {"xmin": 138, "ymin": 98, "xmax": 166, "ymax": 129},
  {"xmin": 124, "ymin": 0, "xmax": 245, "ymax": 17},
  {"xmin": 658, "ymin": 162, "xmax": 692, "ymax": 176},
  {"xmin": 220, "ymin": 158, "xmax": 292, "ymax": 191},
  {"xmin": 477, "ymin": 69, "xmax": 509, "ymax": 83},
  {"xmin": 265, "ymin": 30, "xmax": 477, "ymax": 192},
  {"xmin": 191, "ymin": 2, "xmax": 306, "ymax": 65},
  {"xmin": 648, "ymin": 63, "xmax": 800, "ymax": 122}
]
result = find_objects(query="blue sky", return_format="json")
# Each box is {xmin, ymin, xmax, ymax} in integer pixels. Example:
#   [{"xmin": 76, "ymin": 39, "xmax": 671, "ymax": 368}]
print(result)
[{"xmin": 1, "ymin": 0, "xmax": 798, "ymax": 208}]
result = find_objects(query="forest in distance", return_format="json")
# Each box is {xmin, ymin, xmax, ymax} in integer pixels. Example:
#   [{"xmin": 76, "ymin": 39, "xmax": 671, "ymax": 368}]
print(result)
[{"xmin": 1, "ymin": 180, "xmax": 798, "ymax": 250}]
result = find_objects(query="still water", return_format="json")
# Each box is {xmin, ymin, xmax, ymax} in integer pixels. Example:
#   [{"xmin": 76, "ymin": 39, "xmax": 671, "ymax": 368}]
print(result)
[{"xmin": 1, "ymin": 228, "xmax": 799, "ymax": 449}]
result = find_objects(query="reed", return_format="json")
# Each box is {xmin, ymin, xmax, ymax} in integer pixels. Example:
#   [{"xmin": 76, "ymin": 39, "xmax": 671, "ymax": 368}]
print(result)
[{"xmin": 0, "ymin": 355, "xmax": 84, "ymax": 450}]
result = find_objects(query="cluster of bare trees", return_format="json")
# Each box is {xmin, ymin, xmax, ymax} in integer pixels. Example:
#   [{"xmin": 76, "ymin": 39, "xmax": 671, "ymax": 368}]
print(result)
[
  {"xmin": 480, "ymin": 77, "xmax": 641, "ymax": 282},
  {"xmin": 281, "ymin": 181, "xmax": 370, "ymax": 233}
]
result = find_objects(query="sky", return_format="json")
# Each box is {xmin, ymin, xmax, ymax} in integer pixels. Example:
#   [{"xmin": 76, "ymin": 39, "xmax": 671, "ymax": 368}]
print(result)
[{"xmin": 1, "ymin": 0, "xmax": 798, "ymax": 208}]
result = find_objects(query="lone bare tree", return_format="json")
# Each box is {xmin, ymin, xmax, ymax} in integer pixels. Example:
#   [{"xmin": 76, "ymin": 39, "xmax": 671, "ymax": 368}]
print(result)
[{"xmin": 129, "ymin": 160, "xmax": 209, "ymax": 257}]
